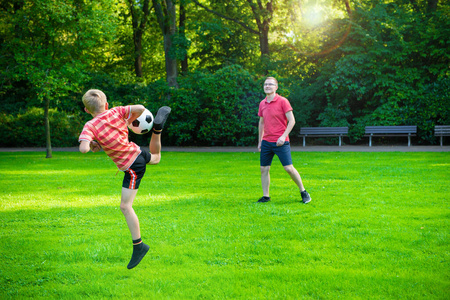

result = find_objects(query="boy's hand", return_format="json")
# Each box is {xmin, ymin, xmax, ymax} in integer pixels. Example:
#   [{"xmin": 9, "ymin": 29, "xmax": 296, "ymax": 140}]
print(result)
[{"xmin": 90, "ymin": 141, "xmax": 101, "ymax": 152}]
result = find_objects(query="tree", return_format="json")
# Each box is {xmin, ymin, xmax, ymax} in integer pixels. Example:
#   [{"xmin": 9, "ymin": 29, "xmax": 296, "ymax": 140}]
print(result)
[
  {"xmin": 192, "ymin": 0, "xmax": 274, "ymax": 60},
  {"xmin": 0, "ymin": 0, "xmax": 118, "ymax": 157},
  {"xmin": 313, "ymin": 0, "xmax": 449, "ymax": 142},
  {"xmin": 127, "ymin": 0, "xmax": 151, "ymax": 78},
  {"xmin": 152, "ymin": 0, "xmax": 179, "ymax": 87}
]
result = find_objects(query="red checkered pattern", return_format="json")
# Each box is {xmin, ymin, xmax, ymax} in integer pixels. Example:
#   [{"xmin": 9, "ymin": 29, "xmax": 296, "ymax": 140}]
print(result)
[{"xmin": 79, "ymin": 106, "xmax": 141, "ymax": 171}]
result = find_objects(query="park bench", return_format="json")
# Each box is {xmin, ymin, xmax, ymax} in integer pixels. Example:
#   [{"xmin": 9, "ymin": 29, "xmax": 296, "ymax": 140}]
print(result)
[
  {"xmin": 434, "ymin": 125, "xmax": 450, "ymax": 146},
  {"xmin": 299, "ymin": 127, "xmax": 348, "ymax": 146},
  {"xmin": 364, "ymin": 125, "xmax": 417, "ymax": 147}
]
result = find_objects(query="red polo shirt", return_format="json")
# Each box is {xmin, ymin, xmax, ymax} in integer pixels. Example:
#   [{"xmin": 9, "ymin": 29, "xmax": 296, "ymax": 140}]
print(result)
[
  {"xmin": 79, "ymin": 106, "xmax": 141, "ymax": 171},
  {"xmin": 258, "ymin": 94, "xmax": 293, "ymax": 143}
]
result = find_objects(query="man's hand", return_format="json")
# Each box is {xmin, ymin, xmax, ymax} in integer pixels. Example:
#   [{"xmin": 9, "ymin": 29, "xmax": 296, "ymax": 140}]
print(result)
[
  {"xmin": 276, "ymin": 136, "xmax": 286, "ymax": 146},
  {"xmin": 90, "ymin": 140, "xmax": 101, "ymax": 152}
]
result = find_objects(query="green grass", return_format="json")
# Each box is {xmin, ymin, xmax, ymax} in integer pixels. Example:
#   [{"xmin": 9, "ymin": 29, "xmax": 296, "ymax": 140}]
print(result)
[{"xmin": 0, "ymin": 150, "xmax": 449, "ymax": 299}]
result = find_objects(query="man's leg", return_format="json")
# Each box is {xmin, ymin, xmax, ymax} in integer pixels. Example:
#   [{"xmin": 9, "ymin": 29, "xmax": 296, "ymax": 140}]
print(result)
[
  {"xmin": 258, "ymin": 140, "xmax": 275, "ymax": 202},
  {"xmin": 261, "ymin": 165, "xmax": 271, "ymax": 197},
  {"xmin": 283, "ymin": 164, "xmax": 311, "ymax": 204},
  {"xmin": 283, "ymin": 164, "xmax": 305, "ymax": 191}
]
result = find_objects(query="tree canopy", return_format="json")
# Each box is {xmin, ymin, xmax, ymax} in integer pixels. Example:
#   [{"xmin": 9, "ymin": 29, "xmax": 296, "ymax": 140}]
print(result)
[{"xmin": 0, "ymin": 0, "xmax": 448, "ymax": 149}]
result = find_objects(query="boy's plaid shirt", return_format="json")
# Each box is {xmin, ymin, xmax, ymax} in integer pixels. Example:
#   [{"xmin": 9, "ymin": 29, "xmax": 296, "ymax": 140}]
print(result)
[{"xmin": 79, "ymin": 106, "xmax": 141, "ymax": 171}]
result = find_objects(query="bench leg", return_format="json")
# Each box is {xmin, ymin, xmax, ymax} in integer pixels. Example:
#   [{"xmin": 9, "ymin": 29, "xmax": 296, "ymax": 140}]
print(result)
[
  {"xmin": 303, "ymin": 136, "xmax": 306, "ymax": 147},
  {"xmin": 441, "ymin": 136, "xmax": 443, "ymax": 147},
  {"xmin": 339, "ymin": 135, "xmax": 342, "ymax": 146},
  {"xmin": 369, "ymin": 135, "xmax": 372, "ymax": 147},
  {"xmin": 408, "ymin": 134, "xmax": 411, "ymax": 147}
]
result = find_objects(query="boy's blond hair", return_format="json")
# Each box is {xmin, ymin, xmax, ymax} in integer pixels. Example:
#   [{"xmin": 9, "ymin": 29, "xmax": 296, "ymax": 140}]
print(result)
[{"xmin": 82, "ymin": 89, "xmax": 107, "ymax": 114}]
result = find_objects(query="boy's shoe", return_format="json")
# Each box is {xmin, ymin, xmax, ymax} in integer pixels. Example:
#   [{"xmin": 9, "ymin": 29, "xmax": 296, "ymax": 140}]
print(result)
[
  {"xmin": 127, "ymin": 243, "xmax": 149, "ymax": 269},
  {"xmin": 257, "ymin": 196, "xmax": 271, "ymax": 203},
  {"xmin": 301, "ymin": 190, "xmax": 311, "ymax": 204},
  {"xmin": 153, "ymin": 106, "xmax": 171, "ymax": 131}
]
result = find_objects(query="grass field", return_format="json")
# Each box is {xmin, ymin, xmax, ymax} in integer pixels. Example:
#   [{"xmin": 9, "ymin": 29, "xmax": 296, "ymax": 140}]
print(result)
[{"xmin": 0, "ymin": 150, "xmax": 449, "ymax": 299}]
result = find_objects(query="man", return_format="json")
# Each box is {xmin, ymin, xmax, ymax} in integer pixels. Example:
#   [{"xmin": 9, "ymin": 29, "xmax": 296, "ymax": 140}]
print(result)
[{"xmin": 257, "ymin": 77, "xmax": 311, "ymax": 204}]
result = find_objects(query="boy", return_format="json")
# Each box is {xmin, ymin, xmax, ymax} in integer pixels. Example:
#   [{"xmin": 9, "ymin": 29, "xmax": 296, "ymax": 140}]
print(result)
[{"xmin": 78, "ymin": 89, "xmax": 171, "ymax": 269}]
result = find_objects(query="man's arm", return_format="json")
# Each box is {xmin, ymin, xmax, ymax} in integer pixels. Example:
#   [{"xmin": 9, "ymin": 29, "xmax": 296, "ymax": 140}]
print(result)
[
  {"xmin": 258, "ymin": 117, "xmax": 264, "ymax": 151},
  {"xmin": 277, "ymin": 111, "xmax": 296, "ymax": 146}
]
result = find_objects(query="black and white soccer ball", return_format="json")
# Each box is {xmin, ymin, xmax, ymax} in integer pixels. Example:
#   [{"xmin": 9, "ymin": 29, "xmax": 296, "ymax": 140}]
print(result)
[{"xmin": 128, "ymin": 108, "xmax": 154, "ymax": 134}]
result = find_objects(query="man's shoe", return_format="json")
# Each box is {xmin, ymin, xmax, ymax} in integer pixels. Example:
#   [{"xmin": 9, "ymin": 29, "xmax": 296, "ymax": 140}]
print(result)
[
  {"xmin": 127, "ymin": 243, "xmax": 149, "ymax": 269},
  {"xmin": 257, "ymin": 196, "xmax": 271, "ymax": 203},
  {"xmin": 301, "ymin": 190, "xmax": 311, "ymax": 204},
  {"xmin": 153, "ymin": 106, "xmax": 171, "ymax": 131}
]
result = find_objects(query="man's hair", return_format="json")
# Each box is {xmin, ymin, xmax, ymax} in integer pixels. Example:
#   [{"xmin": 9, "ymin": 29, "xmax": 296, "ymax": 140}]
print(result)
[
  {"xmin": 82, "ymin": 89, "xmax": 107, "ymax": 113},
  {"xmin": 265, "ymin": 76, "xmax": 278, "ymax": 86}
]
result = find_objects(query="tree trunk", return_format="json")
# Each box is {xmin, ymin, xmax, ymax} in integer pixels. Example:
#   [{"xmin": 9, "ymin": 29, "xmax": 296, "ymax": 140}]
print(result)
[
  {"xmin": 44, "ymin": 97, "xmax": 52, "ymax": 158},
  {"xmin": 134, "ymin": 37, "xmax": 143, "ymax": 77},
  {"xmin": 427, "ymin": 0, "xmax": 438, "ymax": 13},
  {"xmin": 180, "ymin": 2, "xmax": 188, "ymax": 75},
  {"xmin": 129, "ymin": 0, "xmax": 150, "ymax": 78},
  {"xmin": 164, "ymin": 34, "xmax": 178, "ymax": 87},
  {"xmin": 259, "ymin": 28, "xmax": 270, "ymax": 57},
  {"xmin": 153, "ymin": 0, "xmax": 178, "ymax": 87}
]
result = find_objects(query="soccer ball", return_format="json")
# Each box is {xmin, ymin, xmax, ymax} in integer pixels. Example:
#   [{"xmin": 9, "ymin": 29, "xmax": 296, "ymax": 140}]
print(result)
[{"xmin": 128, "ymin": 109, "xmax": 154, "ymax": 134}]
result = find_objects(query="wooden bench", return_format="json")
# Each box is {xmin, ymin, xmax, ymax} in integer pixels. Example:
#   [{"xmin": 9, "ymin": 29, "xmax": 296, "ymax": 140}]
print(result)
[
  {"xmin": 435, "ymin": 125, "xmax": 450, "ymax": 146},
  {"xmin": 365, "ymin": 126, "xmax": 417, "ymax": 147},
  {"xmin": 299, "ymin": 127, "xmax": 348, "ymax": 146}
]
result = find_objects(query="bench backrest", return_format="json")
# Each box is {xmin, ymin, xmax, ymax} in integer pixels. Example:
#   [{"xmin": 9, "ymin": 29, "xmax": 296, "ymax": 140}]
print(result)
[
  {"xmin": 300, "ymin": 127, "xmax": 348, "ymax": 135},
  {"xmin": 365, "ymin": 126, "xmax": 417, "ymax": 134},
  {"xmin": 435, "ymin": 125, "xmax": 450, "ymax": 136}
]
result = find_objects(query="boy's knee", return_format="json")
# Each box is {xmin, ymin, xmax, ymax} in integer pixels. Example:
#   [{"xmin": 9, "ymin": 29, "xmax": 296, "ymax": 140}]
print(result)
[
  {"xmin": 149, "ymin": 153, "xmax": 161, "ymax": 165},
  {"xmin": 120, "ymin": 203, "xmax": 131, "ymax": 214}
]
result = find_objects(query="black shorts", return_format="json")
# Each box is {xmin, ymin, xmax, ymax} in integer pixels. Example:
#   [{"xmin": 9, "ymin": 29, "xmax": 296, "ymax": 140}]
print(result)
[
  {"xmin": 122, "ymin": 149, "xmax": 151, "ymax": 190},
  {"xmin": 260, "ymin": 140, "xmax": 293, "ymax": 167}
]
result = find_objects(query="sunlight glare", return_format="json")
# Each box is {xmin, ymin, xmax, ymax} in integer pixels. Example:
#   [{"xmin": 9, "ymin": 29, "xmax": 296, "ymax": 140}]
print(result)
[{"xmin": 304, "ymin": 5, "xmax": 325, "ymax": 26}]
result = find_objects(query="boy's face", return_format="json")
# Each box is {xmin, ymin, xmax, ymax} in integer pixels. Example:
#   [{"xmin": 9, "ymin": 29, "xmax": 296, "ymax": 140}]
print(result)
[{"xmin": 264, "ymin": 79, "xmax": 278, "ymax": 95}]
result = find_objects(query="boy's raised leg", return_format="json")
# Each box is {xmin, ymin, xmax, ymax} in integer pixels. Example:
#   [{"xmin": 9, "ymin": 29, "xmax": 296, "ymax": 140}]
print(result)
[
  {"xmin": 153, "ymin": 106, "xmax": 171, "ymax": 132},
  {"xmin": 148, "ymin": 106, "xmax": 171, "ymax": 165},
  {"xmin": 148, "ymin": 132, "xmax": 161, "ymax": 165}
]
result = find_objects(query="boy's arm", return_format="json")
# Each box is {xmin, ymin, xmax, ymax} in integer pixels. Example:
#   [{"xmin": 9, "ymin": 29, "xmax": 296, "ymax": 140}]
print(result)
[
  {"xmin": 79, "ymin": 140, "xmax": 91, "ymax": 153},
  {"xmin": 79, "ymin": 140, "xmax": 101, "ymax": 153},
  {"xmin": 128, "ymin": 105, "xmax": 146, "ymax": 123}
]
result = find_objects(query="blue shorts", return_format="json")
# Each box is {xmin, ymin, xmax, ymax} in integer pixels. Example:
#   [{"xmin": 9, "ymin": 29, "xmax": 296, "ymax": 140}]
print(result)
[
  {"xmin": 260, "ymin": 140, "xmax": 293, "ymax": 167},
  {"xmin": 123, "ymin": 149, "xmax": 151, "ymax": 190}
]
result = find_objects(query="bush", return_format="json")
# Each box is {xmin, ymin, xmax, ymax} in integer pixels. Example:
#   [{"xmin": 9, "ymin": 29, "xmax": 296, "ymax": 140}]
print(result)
[
  {"xmin": 0, "ymin": 107, "xmax": 83, "ymax": 147},
  {"xmin": 88, "ymin": 65, "xmax": 262, "ymax": 147}
]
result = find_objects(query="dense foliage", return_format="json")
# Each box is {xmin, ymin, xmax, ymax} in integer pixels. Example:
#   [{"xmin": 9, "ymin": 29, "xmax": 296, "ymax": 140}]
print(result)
[
  {"xmin": 0, "ymin": 108, "xmax": 83, "ymax": 147},
  {"xmin": 0, "ymin": 0, "xmax": 448, "ymax": 148}
]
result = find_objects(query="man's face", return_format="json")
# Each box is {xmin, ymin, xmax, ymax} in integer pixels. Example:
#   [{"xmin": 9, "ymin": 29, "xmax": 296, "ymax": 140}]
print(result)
[{"xmin": 264, "ymin": 79, "xmax": 278, "ymax": 94}]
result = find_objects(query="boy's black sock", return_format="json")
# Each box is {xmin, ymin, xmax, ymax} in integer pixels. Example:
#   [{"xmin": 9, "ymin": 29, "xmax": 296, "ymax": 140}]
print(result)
[
  {"xmin": 152, "ymin": 128, "xmax": 162, "ymax": 135},
  {"xmin": 127, "ymin": 238, "xmax": 150, "ymax": 269}
]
